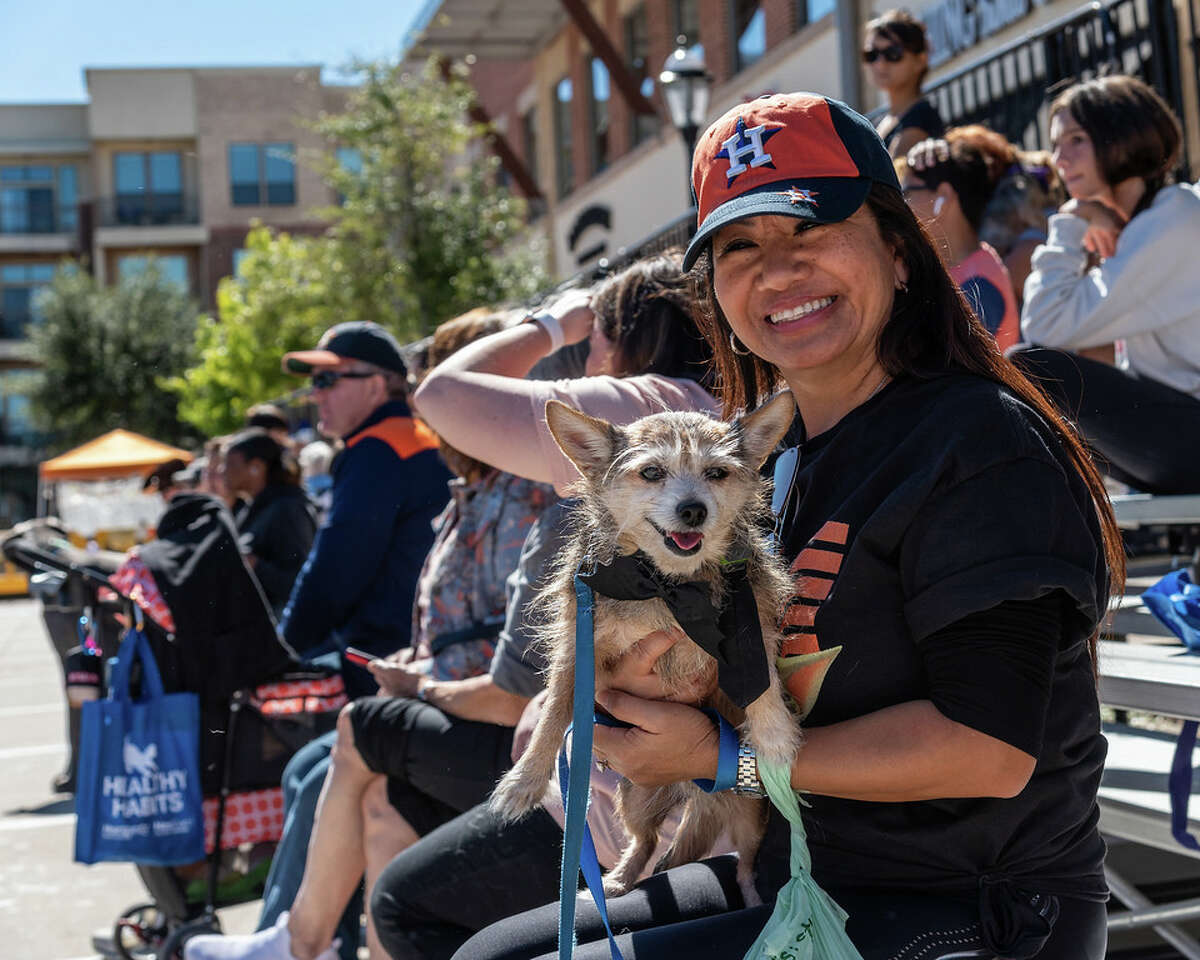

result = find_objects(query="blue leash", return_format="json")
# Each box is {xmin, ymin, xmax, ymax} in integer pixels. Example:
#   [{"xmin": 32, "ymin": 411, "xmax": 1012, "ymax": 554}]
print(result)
[{"xmin": 557, "ymin": 571, "xmax": 739, "ymax": 960}]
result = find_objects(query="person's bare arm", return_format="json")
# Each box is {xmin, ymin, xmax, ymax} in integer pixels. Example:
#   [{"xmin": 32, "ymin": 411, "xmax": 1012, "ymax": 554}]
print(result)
[
  {"xmin": 593, "ymin": 692, "xmax": 1036, "ymax": 801},
  {"xmin": 411, "ymin": 290, "xmax": 594, "ymax": 485},
  {"xmin": 368, "ymin": 658, "xmax": 531, "ymax": 727},
  {"xmin": 420, "ymin": 673, "xmax": 532, "ymax": 727}
]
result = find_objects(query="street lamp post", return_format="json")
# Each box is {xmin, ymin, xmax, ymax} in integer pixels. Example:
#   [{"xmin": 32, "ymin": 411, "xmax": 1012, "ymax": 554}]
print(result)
[{"xmin": 659, "ymin": 40, "xmax": 712, "ymax": 207}]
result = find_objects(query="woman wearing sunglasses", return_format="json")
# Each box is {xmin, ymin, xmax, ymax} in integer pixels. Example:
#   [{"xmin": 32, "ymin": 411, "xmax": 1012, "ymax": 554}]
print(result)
[
  {"xmin": 864, "ymin": 8, "xmax": 944, "ymax": 159},
  {"xmin": 452, "ymin": 93, "xmax": 1121, "ymax": 960}
]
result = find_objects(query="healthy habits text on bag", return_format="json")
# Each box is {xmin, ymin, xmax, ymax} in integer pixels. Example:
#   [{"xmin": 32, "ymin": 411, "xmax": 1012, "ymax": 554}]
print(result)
[{"xmin": 75, "ymin": 624, "xmax": 205, "ymax": 866}]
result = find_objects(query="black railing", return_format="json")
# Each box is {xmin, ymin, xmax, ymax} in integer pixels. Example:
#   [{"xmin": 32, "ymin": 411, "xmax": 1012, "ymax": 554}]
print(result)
[
  {"xmin": 912, "ymin": 0, "xmax": 1190, "ymax": 166},
  {"xmin": 96, "ymin": 193, "xmax": 200, "ymax": 228}
]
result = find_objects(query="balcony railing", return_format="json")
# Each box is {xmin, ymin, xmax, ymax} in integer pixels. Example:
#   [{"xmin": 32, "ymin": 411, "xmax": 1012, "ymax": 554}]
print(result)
[
  {"xmin": 96, "ymin": 193, "xmax": 200, "ymax": 228},
  {"xmin": 0, "ymin": 212, "xmax": 75, "ymax": 236}
]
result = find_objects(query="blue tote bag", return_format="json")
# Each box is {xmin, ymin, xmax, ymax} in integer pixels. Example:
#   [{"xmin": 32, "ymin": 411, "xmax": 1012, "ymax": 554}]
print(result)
[{"xmin": 74, "ymin": 623, "xmax": 206, "ymax": 866}]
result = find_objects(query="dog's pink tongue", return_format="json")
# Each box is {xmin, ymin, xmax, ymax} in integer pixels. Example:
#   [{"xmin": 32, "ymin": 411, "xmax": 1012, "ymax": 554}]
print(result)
[{"xmin": 669, "ymin": 531, "xmax": 703, "ymax": 550}]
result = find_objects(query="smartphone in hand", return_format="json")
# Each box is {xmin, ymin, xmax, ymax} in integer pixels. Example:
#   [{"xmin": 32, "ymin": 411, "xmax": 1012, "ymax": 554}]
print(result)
[{"xmin": 344, "ymin": 646, "xmax": 378, "ymax": 667}]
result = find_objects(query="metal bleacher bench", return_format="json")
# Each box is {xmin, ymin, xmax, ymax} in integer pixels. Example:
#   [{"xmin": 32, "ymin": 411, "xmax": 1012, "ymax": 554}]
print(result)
[
  {"xmin": 1099, "ymin": 643, "xmax": 1200, "ymax": 957},
  {"xmin": 1099, "ymin": 494, "xmax": 1200, "ymax": 956}
]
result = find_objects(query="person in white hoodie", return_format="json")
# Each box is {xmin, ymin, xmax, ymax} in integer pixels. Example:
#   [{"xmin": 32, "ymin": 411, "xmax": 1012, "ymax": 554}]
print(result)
[{"xmin": 1018, "ymin": 75, "xmax": 1200, "ymax": 494}]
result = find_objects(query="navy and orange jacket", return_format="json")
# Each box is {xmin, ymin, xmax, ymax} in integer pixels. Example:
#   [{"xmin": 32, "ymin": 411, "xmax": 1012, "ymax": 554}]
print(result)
[{"xmin": 280, "ymin": 400, "xmax": 450, "ymax": 694}]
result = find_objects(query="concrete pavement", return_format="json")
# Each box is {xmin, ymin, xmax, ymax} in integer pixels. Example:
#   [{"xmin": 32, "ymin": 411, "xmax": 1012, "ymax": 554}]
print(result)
[{"xmin": 0, "ymin": 598, "xmax": 257, "ymax": 960}]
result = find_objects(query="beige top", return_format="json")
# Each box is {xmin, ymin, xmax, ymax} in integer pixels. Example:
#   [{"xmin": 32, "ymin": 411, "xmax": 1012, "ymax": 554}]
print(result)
[{"xmin": 529, "ymin": 374, "xmax": 720, "ymax": 494}]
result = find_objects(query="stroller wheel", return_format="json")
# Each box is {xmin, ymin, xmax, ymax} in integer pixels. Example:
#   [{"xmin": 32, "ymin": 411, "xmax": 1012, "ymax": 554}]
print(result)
[
  {"xmin": 158, "ymin": 915, "xmax": 222, "ymax": 960},
  {"xmin": 113, "ymin": 903, "xmax": 169, "ymax": 959}
]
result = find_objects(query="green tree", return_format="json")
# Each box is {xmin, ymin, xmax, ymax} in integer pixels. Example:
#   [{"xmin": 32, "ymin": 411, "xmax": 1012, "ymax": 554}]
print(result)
[
  {"xmin": 168, "ymin": 226, "xmax": 394, "ymax": 436},
  {"xmin": 318, "ymin": 58, "xmax": 547, "ymax": 327},
  {"xmin": 171, "ymin": 58, "xmax": 547, "ymax": 436},
  {"xmin": 29, "ymin": 263, "xmax": 200, "ymax": 448}
]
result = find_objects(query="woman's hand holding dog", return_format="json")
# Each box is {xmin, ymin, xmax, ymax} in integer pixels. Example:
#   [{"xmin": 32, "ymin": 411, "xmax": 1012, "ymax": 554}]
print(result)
[
  {"xmin": 592, "ymin": 630, "xmax": 721, "ymax": 785},
  {"xmin": 604, "ymin": 629, "xmax": 713, "ymax": 702},
  {"xmin": 593, "ymin": 689, "xmax": 720, "ymax": 786}
]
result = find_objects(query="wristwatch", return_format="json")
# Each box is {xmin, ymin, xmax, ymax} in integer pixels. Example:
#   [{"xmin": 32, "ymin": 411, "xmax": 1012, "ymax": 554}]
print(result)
[{"xmin": 733, "ymin": 741, "xmax": 767, "ymax": 797}]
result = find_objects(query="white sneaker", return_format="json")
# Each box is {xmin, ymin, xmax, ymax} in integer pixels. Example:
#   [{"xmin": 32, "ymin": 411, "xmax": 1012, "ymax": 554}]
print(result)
[{"xmin": 183, "ymin": 913, "xmax": 341, "ymax": 960}]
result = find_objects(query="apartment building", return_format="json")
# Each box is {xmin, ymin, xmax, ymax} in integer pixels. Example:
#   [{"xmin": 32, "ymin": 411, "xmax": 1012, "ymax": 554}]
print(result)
[
  {"xmin": 407, "ymin": 0, "xmax": 1199, "ymax": 278},
  {"xmin": 0, "ymin": 65, "xmax": 350, "ymax": 524}
]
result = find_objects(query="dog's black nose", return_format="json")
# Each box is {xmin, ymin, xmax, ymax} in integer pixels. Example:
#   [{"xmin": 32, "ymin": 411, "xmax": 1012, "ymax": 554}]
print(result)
[{"xmin": 675, "ymin": 500, "xmax": 707, "ymax": 528}]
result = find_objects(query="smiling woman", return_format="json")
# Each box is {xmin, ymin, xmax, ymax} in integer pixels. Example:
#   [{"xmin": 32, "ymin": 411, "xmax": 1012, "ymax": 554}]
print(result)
[{"xmin": 452, "ymin": 92, "xmax": 1125, "ymax": 960}]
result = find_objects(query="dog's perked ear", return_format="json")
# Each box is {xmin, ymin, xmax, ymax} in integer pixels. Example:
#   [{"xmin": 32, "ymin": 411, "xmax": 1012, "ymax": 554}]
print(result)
[
  {"xmin": 734, "ymin": 391, "xmax": 796, "ymax": 468},
  {"xmin": 545, "ymin": 400, "xmax": 621, "ymax": 479}
]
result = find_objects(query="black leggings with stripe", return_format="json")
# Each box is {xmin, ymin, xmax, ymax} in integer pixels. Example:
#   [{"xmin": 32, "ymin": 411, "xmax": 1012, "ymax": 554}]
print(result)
[{"xmin": 452, "ymin": 856, "xmax": 1106, "ymax": 960}]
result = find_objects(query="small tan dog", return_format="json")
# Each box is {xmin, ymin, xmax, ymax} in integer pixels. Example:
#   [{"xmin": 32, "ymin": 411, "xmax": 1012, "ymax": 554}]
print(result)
[{"xmin": 490, "ymin": 392, "xmax": 799, "ymax": 905}]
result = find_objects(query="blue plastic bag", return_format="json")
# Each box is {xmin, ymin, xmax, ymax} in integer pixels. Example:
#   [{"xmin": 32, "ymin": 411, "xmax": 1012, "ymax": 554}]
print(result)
[
  {"xmin": 74, "ymin": 625, "xmax": 205, "ymax": 866},
  {"xmin": 1142, "ymin": 569, "xmax": 1200, "ymax": 650}
]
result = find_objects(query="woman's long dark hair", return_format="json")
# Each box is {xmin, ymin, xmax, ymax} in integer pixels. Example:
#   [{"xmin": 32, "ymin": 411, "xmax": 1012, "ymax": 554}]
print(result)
[
  {"xmin": 689, "ymin": 182, "xmax": 1125, "ymax": 670},
  {"xmin": 592, "ymin": 252, "xmax": 714, "ymax": 384},
  {"xmin": 225, "ymin": 428, "xmax": 299, "ymax": 487}
]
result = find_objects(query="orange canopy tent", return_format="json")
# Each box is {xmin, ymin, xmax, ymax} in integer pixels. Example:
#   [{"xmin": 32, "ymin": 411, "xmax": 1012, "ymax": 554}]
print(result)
[{"xmin": 39, "ymin": 429, "xmax": 193, "ymax": 483}]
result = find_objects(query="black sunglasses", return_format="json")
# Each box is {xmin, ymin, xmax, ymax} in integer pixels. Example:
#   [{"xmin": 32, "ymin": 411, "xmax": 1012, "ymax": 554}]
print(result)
[
  {"xmin": 862, "ymin": 45, "xmax": 906, "ymax": 64},
  {"xmin": 311, "ymin": 370, "xmax": 377, "ymax": 390}
]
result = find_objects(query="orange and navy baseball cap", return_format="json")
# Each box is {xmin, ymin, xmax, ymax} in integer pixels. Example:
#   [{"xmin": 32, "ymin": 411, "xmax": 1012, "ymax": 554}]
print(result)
[{"xmin": 682, "ymin": 92, "xmax": 901, "ymax": 270}]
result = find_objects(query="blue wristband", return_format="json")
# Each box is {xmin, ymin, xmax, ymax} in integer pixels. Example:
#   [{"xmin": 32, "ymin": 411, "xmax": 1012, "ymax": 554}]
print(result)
[{"xmin": 693, "ymin": 708, "xmax": 739, "ymax": 793}]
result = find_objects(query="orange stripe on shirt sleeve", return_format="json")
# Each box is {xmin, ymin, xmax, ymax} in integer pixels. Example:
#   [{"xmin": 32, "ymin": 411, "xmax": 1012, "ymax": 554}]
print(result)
[
  {"xmin": 791, "ymin": 547, "xmax": 843, "ymax": 575},
  {"xmin": 812, "ymin": 520, "xmax": 849, "ymax": 545},
  {"xmin": 792, "ymin": 576, "xmax": 833, "ymax": 601}
]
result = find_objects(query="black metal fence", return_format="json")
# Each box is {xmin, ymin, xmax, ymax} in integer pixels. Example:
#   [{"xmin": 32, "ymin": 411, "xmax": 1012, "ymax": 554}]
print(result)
[{"xmin": 920, "ymin": 0, "xmax": 1196, "ymax": 166}]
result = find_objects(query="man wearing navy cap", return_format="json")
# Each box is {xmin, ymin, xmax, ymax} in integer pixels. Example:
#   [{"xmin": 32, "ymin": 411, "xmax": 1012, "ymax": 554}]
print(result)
[{"xmin": 279, "ymin": 321, "xmax": 450, "ymax": 696}]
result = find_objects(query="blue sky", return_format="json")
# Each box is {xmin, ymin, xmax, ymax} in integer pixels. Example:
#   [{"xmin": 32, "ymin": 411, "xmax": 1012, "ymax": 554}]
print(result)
[{"xmin": 1, "ymin": 0, "xmax": 430, "ymax": 102}]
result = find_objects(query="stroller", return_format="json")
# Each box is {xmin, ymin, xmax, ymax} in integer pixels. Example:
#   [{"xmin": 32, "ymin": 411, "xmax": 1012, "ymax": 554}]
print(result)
[{"xmin": 2, "ymin": 494, "xmax": 347, "ymax": 959}]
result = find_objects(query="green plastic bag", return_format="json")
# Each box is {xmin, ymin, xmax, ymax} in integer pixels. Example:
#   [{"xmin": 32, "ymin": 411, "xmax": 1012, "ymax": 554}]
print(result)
[{"xmin": 743, "ymin": 758, "xmax": 864, "ymax": 960}]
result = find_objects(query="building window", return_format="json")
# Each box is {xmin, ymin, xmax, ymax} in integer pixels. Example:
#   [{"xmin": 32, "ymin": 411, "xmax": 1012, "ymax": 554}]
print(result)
[
  {"xmin": 553, "ymin": 76, "xmax": 574, "ymax": 200},
  {"xmin": 114, "ymin": 152, "xmax": 184, "ymax": 225},
  {"xmin": 732, "ymin": 0, "xmax": 767, "ymax": 71},
  {"xmin": 232, "ymin": 249, "xmax": 251, "ymax": 276},
  {"xmin": 0, "ymin": 370, "xmax": 38, "ymax": 446},
  {"xmin": 229, "ymin": 142, "xmax": 296, "ymax": 206},
  {"xmin": 521, "ymin": 107, "xmax": 539, "ymax": 191},
  {"xmin": 798, "ymin": 0, "xmax": 834, "ymax": 28},
  {"xmin": 0, "ymin": 165, "xmax": 76, "ymax": 235},
  {"xmin": 674, "ymin": 0, "xmax": 703, "ymax": 57},
  {"xmin": 625, "ymin": 5, "xmax": 659, "ymax": 148},
  {"xmin": 588, "ymin": 57, "xmax": 611, "ymax": 175},
  {"xmin": 0, "ymin": 263, "xmax": 56, "ymax": 339},
  {"xmin": 116, "ymin": 254, "xmax": 190, "ymax": 293},
  {"xmin": 57, "ymin": 166, "xmax": 77, "ymax": 230}
]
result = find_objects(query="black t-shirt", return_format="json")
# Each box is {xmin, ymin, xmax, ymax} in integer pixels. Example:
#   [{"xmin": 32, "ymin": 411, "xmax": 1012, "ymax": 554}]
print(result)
[
  {"xmin": 756, "ymin": 373, "xmax": 1109, "ymax": 902},
  {"xmin": 881, "ymin": 98, "xmax": 946, "ymax": 149}
]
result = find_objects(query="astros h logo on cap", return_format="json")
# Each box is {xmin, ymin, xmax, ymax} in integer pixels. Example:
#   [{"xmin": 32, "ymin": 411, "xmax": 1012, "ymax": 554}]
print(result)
[{"xmin": 682, "ymin": 92, "xmax": 901, "ymax": 270}]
